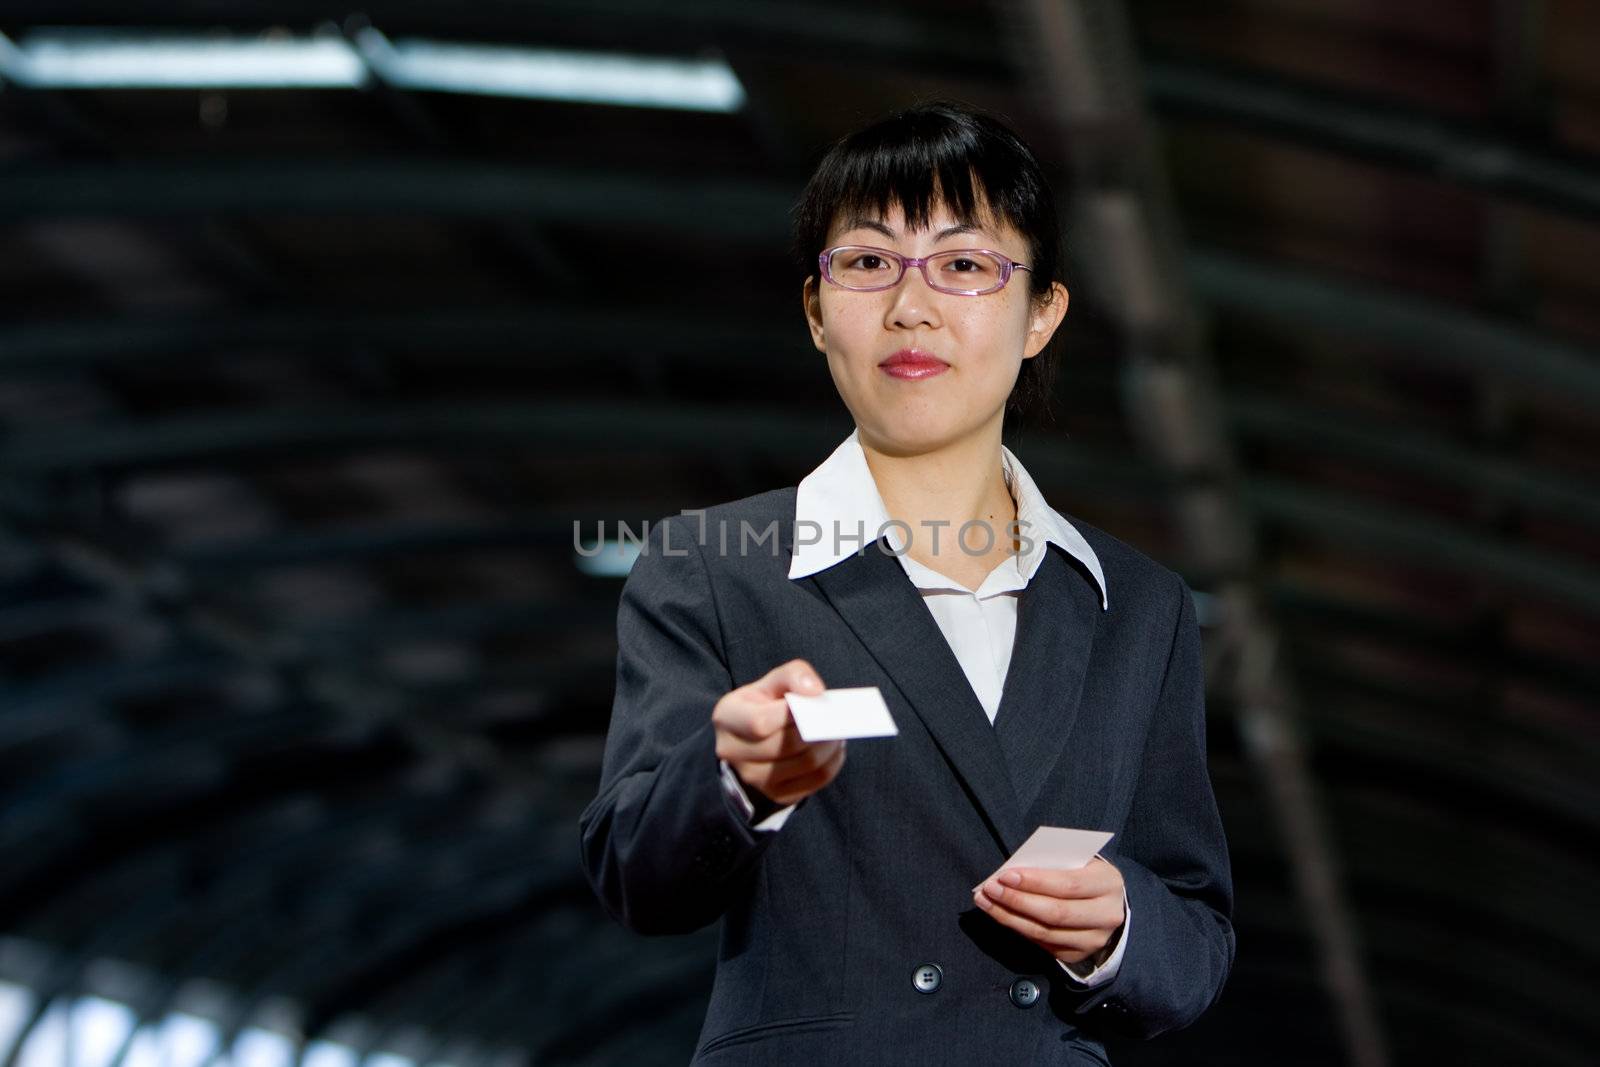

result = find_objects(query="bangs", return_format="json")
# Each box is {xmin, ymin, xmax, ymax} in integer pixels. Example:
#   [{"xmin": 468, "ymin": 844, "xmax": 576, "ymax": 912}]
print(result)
[
  {"xmin": 790, "ymin": 101, "xmax": 1055, "ymax": 286},
  {"xmin": 820, "ymin": 157, "xmax": 1008, "ymax": 241}
]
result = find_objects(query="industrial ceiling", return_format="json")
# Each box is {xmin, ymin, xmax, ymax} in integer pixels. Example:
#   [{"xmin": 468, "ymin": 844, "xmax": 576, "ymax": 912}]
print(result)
[{"xmin": 1, "ymin": 2, "xmax": 1596, "ymax": 1065}]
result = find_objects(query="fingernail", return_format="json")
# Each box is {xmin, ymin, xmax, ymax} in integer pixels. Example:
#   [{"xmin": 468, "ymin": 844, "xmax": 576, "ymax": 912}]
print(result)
[
  {"xmin": 999, "ymin": 871, "xmax": 1021, "ymax": 886},
  {"xmin": 803, "ymin": 676, "xmax": 821, "ymax": 692}
]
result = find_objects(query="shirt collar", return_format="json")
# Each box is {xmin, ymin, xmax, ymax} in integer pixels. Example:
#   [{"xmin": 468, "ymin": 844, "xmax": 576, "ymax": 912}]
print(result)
[{"xmin": 787, "ymin": 428, "xmax": 1109, "ymax": 610}]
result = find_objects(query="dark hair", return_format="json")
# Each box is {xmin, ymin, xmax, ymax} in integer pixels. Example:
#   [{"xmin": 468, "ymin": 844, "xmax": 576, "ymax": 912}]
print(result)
[{"xmin": 790, "ymin": 100, "xmax": 1065, "ymax": 425}]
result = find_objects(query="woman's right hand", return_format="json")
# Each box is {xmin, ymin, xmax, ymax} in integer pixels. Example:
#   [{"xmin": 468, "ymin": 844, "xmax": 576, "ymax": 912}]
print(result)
[{"xmin": 713, "ymin": 658, "xmax": 846, "ymax": 808}]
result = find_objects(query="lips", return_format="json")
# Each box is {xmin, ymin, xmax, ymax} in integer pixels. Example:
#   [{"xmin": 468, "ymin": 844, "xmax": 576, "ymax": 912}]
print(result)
[{"xmin": 879, "ymin": 348, "xmax": 950, "ymax": 380}]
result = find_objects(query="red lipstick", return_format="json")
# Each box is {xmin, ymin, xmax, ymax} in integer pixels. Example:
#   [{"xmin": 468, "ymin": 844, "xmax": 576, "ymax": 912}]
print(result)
[{"xmin": 879, "ymin": 348, "xmax": 950, "ymax": 380}]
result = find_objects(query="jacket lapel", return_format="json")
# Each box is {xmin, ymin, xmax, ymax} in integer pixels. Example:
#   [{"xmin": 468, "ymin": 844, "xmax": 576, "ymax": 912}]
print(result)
[
  {"xmin": 992, "ymin": 545, "xmax": 1102, "ymax": 814},
  {"xmin": 806, "ymin": 541, "xmax": 1027, "ymax": 857}
]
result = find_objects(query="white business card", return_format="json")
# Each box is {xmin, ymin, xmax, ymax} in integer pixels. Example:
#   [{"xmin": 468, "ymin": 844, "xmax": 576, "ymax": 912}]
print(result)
[
  {"xmin": 980, "ymin": 826, "xmax": 1115, "ymax": 887},
  {"xmin": 784, "ymin": 685, "xmax": 899, "ymax": 742}
]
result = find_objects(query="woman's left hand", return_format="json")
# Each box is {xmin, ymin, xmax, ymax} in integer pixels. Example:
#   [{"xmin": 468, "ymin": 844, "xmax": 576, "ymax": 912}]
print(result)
[{"xmin": 971, "ymin": 855, "xmax": 1127, "ymax": 968}]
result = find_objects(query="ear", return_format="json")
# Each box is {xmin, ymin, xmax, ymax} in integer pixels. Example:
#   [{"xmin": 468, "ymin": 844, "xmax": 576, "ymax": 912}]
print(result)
[
  {"xmin": 803, "ymin": 275, "xmax": 827, "ymax": 353},
  {"xmin": 1021, "ymin": 281, "xmax": 1069, "ymax": 360}
]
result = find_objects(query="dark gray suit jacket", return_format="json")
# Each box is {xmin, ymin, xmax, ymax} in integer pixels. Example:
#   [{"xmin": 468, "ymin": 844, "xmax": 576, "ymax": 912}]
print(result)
[{"xmin": 578, "ymin": 487, "xmax": 1234, "ymax": 1065}]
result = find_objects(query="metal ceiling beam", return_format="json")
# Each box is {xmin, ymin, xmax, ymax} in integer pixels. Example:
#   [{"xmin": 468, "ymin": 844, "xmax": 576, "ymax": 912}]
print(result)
[
  {"xmin": 207, "ymin": 867, "xmax": 591, "ymax": 1067},
  {"xmin": 994, "ymin": 0, "xmax": 1388, "ymax": 1062},
  {"xmin": 1302, "ymin": 680, "xmax": 1600, "ymax": 833},
  {"xmin": 9, "ymin": 789, "xmax": 493, "ymax": 1067},
  {"xmin": 0, "ymin": 159, "xmax": 796, "ymax": 233},
  {"xmin": 1245, "ymin": 477, "xmax": 1600, "ymax": 614},
  {"xmin": 0, "ymin": 620, "xmax": 611, "ymax": 782},
  {"xmin": 3, "ymin": 402, "xmax": 1594, "ymax": 609},
  {"xmin": 1226, "ymin": 394, "xmax": 1600, "ymax": 528},
  {"xmin": 5, "ymin": 157, "xmax": 1594, "ymax": 399},
  {"xmin": 6, "ymin": 12, "xmax": 1597, "ymax": 219},
  {"xmin": 0, "ymin": 400, "xmax": 1154, "ymax": 487},
  {"xmin": 0, "ymin": 727, "xmax": 414, "ymax": 880},
  {"xmin": 0, "ymin": 307, "xmax": 808, "ymax": 373},
  {"xmin": 1188, "ymin": 249, "xmax": 1600, "ymax": 403},
  {"xmin": 337, "ymin": 15, "xmax": 588, "ymax": 299},
  {"xmin": 0, "ymin": 2, "xmax": 1005, "ymax": 78},
  {"xmin": 6, "ymin": 292, "xmax": 1592, "ymax": 524},
  {"xmin": 18, "ymin": 517, "xmax": 1594, "ymax": 714},
  {"xmin": 0, "ymin": 721, "xmax": 590, "ymax": 1063},
  {"xmin": 8, "ymin": 1, "xmax": 1599, "ymax": 227},
  {"xmin": 1270, "ymin": 585, "xmax": 1600, "ymax": 713},
  {"xmin": 0, "ymin": 708, "xmax": 329, "ymax": 851},
  {"xmin": 0, "ymin": 505, "xmax": 576, "ymax": 979},
  {"xmin": 321, "ymin": 922, "xmax": 546, "ymax": 1067},
  {"xmin": 0, "ymin": 51, "xmax": 636, "ymax": 1067},
  {"xmin": 1144, "ymin": 59, "xmax": 1600, "ymax": 220},
  {"xmin": 10, "ymin": 531, "xmax": 1594, "ymax": 766}
]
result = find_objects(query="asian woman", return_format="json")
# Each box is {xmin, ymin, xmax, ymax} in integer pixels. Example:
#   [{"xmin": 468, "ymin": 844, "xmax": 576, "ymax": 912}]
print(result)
[{"xmin": 579, "ymin": 100, "xmax": 1235, "ymax": 1066}]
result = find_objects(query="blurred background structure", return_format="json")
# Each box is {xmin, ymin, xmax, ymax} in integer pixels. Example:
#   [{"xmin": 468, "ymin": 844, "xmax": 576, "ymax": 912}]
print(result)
[{"xmin": 1, "ymin": 2, "xmax": 1597, "ymax": 1065}]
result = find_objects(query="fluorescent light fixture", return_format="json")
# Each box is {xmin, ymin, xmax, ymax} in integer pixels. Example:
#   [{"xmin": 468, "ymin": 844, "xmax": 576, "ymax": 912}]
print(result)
[
  {"xmin": 368, "ymin": 35, "xmax": 744, "ymax": 111},
  {"xmin": 0, "ymin": 29, "xmax": 745, "ymax": 111},
  {"xmin": 233, "ymin": 1026, "xmax": 298, "ymax": 1067},
  {"xmin": 159, "ymin": 1011, "xmax": 221, "ymax": 1067},
  {"xmin": 70, "ymin": 996, "xmax": 136, "ymax": 1067},
  {"xmin": 302, "ymin": 1041, "xmax": 361, "ymax": 1067},
  {"xmin": 0, "ymin": 983, "xmax": 31, "ymax": 1058},
  {"xmin": 0, "ymin": 32, "xmax": 368, "ymax": 89},
  {"xmin": 0, "ymin": 968, "xmax": 480, "ymax": 1067},
  {"xmin": 13, "ymin": 996, "xmax": 65, "ymax": 1067}
]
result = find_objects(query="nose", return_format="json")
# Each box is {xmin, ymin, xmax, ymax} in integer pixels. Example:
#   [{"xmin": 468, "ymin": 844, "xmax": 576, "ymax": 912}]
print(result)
[{"xmin": 886, "ymin": 260, "xmax": 940, "ymax": 330}]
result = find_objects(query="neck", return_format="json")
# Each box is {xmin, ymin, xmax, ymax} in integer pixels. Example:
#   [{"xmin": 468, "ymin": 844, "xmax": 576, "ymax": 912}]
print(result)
[{"xmin": 859, "ymin": 423, "xmax": 1016, "ymax": 560}]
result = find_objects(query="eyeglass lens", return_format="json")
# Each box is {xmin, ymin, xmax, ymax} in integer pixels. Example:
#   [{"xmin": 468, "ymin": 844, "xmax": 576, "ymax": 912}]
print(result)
[{"xmin": 828, "ymin": 248, "xmax": 1007, "ymax": 293}]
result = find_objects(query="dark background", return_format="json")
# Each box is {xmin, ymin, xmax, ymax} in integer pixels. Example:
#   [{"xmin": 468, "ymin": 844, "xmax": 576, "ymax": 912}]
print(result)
[{"xmin": 0, "ymin": 2, "xmax": 1596, "ymax": 1065}]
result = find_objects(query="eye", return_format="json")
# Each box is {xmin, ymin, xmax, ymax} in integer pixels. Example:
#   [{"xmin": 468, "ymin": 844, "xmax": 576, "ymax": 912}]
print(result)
[
  {"xmin": 848, "ymin": 252, "xmax": 889, "ymax": 270},
  {"xmin": 937, "ymin": 252, "xmax": 1000, "ymax": 278}
]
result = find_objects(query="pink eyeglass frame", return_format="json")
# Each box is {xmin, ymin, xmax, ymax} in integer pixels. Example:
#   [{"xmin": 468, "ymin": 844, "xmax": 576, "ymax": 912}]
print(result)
[{"xmin": 818, "ymin": 244, "xmax": 1033, "ymax": 296}]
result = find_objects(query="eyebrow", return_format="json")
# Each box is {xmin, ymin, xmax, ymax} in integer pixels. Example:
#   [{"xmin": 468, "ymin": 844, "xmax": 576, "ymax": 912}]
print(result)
[{"xmin": 841, "ymin": 217, "xmax": 987, "ymax": 242}]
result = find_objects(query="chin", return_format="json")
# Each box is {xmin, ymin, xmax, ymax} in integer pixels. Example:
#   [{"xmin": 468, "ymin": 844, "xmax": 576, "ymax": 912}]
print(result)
[{"xmin": 861, "ymin": 413, "xmax": 971, "ymax": 456}]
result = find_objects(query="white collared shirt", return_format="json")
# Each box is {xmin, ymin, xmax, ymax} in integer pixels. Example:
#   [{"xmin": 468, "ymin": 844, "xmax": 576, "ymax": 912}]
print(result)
[
  {"xmin": 789, "ymin": 426, "xmax": 1108, "ymax": 723},
  {"xmin": 719, "ymin": 428, "xmax": 1128, "ymax": 987}
]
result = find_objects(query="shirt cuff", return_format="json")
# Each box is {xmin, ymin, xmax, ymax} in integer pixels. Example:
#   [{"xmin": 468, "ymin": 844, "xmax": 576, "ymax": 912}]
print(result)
[
  {"xmin": 1057, "ymin": 884, "xmax": 1130, "ymax": 988},
  {"xmin": 719, "ymin": 758, "xmax": 797, "ymax": 832}
]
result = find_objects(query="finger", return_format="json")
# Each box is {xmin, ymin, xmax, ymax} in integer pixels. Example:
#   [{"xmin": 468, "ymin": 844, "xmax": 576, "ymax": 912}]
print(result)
[
  {"xmin": 971, "ymin": 892, "xmax": 1102, "ymax": 955},
  {"xmin": 990, "ymin": 863, "xmax": 1119, "ymax": 901},
  {"xmin": 717, "ymin": 719, "xmax": 809, "ymax": 762},
  {"xmin": 748, "ymin": 658, "xmax": 825, "ymax": 701},
  {"xmin": 976, "ymin": 881, "xmax": 1122, "ymax": 932},
  {"xmin": 766, "ymin": 742, "xmax": 846, "ymax": 803},
  {"xmin": 767, "ymin": 739, "xmax": 845, "ymax": 789},
  {"xmin": 714, "ymin": 697, "xmax": 794, "ymax": 744}
]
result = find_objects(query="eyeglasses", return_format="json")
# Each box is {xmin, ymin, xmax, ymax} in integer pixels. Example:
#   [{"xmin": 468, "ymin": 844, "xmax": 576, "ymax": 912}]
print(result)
[{"xmin": 819, "ymin": 245, "xmax": 1031, "ymax": 296}]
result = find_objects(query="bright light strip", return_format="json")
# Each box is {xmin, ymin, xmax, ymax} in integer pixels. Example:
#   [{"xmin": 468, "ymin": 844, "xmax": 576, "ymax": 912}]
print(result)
[
  {"xmin": 375, "ymin": 38, "xmax": 744, "ymax": 111},
  {"xmin": 0, "ymin": 29, "xmax": 744, "ymax": 111},
  {"xmin": 0, "ymin": 34, "xmax": 369, "ymax": 89},
  {"xmin": 70, "ymin": 996, "xmax": 136, "ymax": 1067},
  {"xmin": 0, "ymin": 983, "xmax": 31, "ymax": 1057},
  {"xmin": 0, "ymin": 979, "xmax": 447, "ymax": 1067}
]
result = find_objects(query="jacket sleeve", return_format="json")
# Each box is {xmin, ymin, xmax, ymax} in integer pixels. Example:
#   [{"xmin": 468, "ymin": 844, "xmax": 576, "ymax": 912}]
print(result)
[
  {"xmin": 1069, "ymin": 572, "xmax": 1236, "ymax": 1038},
  {"xmin": 577, "ymin": 514, "xmax": 778, "ymax": 935}
]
